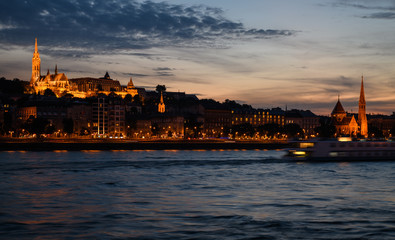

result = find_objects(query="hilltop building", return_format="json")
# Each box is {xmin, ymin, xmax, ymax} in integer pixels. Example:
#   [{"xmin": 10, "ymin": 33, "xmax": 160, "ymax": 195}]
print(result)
[{"xmin": 29, "ymin": 38, "xmax": 138, "ymax": 98}]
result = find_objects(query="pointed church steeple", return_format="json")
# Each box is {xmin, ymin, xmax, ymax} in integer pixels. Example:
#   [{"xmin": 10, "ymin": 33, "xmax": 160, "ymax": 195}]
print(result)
[
  {"xmin": 55, "ymin": 64, "xmax": 58, "ymax": 75},
  {"xmin": 359, "ymin": 76, "xmax": 366, "ymax": 105},
  {"xmin": 331, "ymin": 95, "xmax": 347, "ymax": 123},
  {"xmin": 31, "ymin": 38, "xmax": 41, "ymax": 84},
  {"xmin": 158, "ymin": 91, "xmax": 165, "ymax": 113},
  {"xmin": 34, "ymin": 38, "xmax": 38, "ymax": 54},
  {"xmin": 332, "ymin": 96, "xmax": 345, "ymax": 115},
  {"xmin": 127, "ymin": 77, "xmax": 134, "ymax": 89},
  {"xmin": 358, "ymin": 75, "xmax": 368, "ymax": 137}
]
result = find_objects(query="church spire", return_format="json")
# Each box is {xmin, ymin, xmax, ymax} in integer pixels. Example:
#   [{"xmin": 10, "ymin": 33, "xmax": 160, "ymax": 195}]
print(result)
[
  {"xmin": 55, "ymin": 64, "xmax": 58, "ymax": 75},
  {"xmin": 35, "ymin": 38, "xmax": 38, "ymax": 53},
  {"xmin": 358, "ymin": 75, "xmax": 368, "ymax": 137},
  {"xmin": 158, "ymin": 91, "xmax": 165, "ymax": 113},
  {"xmin": 359, "ymin": 75, "xmax": 365, "ymax": 104},
  {"xmin": 31, "ymin": 38, "xmax": 41, "ymax": 84}
]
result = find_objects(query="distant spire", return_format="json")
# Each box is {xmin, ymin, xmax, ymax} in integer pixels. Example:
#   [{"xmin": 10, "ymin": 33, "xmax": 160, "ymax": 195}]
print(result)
[
  {"xmin": 158, "ymin": 91, "xmax": 165, "ymax": 113},
  {"xmin": 104, "ymin": 71, "xmax": 110, "ymax": 79},
  {"xmin": 47, "ymin": 69, "xmax": 50, "ymax": 75},
  {"xmin": 359, "ymin": 75, "xmax": 365, "ymax": 104},
  {"xmin": 358, "ymin": 75, "xmax": 368, "ymax": 137},
  {"xmin": 55, "ymin": 64, "xmax": 58, "ymax": 75}
]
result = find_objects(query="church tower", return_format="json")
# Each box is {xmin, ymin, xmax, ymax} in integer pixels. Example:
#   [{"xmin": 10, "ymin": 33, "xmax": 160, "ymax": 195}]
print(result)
[
  {"xmin": 31, "ymin": 38, "xmax": 41, "ymax": 84},
  {"xmin": 158, "ymin": 91, "xmax": 165, "ymax": 113},
  {"xmin": 358, "ymin": 76, "xmax": 368, "ymax": 137},
  {"xmin": 331, "ymin": 96, "xmax": 346, "ymax": 122}
]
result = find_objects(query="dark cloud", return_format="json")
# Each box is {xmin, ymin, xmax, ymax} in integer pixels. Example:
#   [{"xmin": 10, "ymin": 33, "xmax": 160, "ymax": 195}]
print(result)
[
  {"xmin": 0, "ymin": 0, "xmax": 294, "ymax": 55},
  {"xmin": 332, "ymin": 1, "xmax": 395, "ymax": 11},
  {"xmin": 153, "ymin": 67, "xmax": 175, "ymax": 77},
  {"xmin": 153, "ymin": 67, "xmax": 174, "ymax": 71},
  {"xmin": 121, "ymin": 72, "xmax": 150, "ymax": 78},
  {"xmin": 362, "ymin": 12, "xmax": 395, "ymax": 19},
  {"xmin": 332, "ymin": 1, "xmax": 395, "ymax": 19}
]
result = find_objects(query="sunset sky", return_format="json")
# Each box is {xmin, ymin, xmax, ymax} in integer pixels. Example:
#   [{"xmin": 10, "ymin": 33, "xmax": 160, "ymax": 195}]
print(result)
[{"xmin": 1, "ymin": 0, "xmax": 395, "ymax": 115}]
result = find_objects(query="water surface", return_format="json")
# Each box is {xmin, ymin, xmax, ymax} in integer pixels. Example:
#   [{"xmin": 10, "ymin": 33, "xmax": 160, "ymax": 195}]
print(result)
[{"xmin": 1, "ymin": 150, "xmax": 394, "ymax": 239}]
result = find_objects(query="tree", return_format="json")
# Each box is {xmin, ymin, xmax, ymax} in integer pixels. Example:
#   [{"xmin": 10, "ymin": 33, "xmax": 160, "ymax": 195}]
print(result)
[
  {"xmin": 151, "ymin": 123, "xmax": 160, "ymax": 136},
  {"xmin": 62, "ymin": 118, "xmax": 74, "ymax": 135},
  {"xmin": 284, "ymin": 123, "xmax": 304, "ymax": 138},
  {"xmin": 259, "ymin": 123, "xmax": 282, "ymax": 138},
  {"xmin": 232, "ymin": 123, "xmax": 255, "ymax": 138},
  {"xmin": 24, "ymin": 116, "xmax": 50, "ymax": 136},
  {"xmin": 61, "ymin": 92, "xmax": 74, "ymax": 98},
  {"xmin": 314, "ymin": 118, "xmax": 336, "ymax": 138},
  {"xmin": 0, "ymin": 77, "xmax": 25, "ymax": 94},
  {"xmin": 368, "ymin": 125, "xmax": 384, "ymax": 138},
  {"xmin": 133, "ymin": 95, "xmax": 142, "ymax": 104},
  {"xmin": 80, "ymin": 127, "xmax": 90, "ymax": 136},
  {"xmin": 45, "ymin": 124, "xmax": 56, "ymax": 135},
  {"xmin": 391, "ymin": 126, "xmax": 395, "ymax": 138},
  {"xmin": 156, "ymin": 85, "xmax": 166, "ymax": 93},
  {"xmin": 124, "ymin": 94, "xmax": 132, "ymax": 103},
  {"xmin": 44, "ymin": 88, "xmax": 56, "ymax": 97}
]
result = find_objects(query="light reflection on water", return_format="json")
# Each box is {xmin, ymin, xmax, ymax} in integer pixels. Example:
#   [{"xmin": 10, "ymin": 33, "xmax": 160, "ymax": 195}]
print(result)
[{"xmin": 0, "ymin": 150, "xmax": 395, "ymax": 239}]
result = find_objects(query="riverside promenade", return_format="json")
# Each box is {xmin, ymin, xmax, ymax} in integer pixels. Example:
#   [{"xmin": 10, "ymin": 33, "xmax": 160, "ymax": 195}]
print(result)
[{"xmin": 0, "ymin": 138, "xmax": 289, "ymax": 151}]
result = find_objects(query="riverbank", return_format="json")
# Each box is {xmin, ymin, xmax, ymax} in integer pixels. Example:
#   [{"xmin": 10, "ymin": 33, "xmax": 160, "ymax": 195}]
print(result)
[{"xmin": 0, "ymin": 138, "xmax": 289, "ymax": 151}]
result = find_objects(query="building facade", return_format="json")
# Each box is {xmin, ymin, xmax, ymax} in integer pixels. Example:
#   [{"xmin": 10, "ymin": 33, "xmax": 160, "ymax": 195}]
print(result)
[
  {"xmin": 29, "ymin": 38, "xmax": 138, "ymax": 99},
  {"xmin": 331, "ymin": 77, "xmax": 368, "ymax": 137}
]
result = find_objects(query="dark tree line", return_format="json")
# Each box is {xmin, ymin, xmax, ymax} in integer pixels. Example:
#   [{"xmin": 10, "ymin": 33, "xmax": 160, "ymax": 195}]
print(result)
[{"xmin": 0, "ymin": 77, "xmax": 28, "ymax": 94}]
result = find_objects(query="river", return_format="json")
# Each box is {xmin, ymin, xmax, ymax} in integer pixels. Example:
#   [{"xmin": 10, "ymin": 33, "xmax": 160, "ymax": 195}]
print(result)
[{"xmin": 1, "ymin": 150, "xmax": 394, "ymax": 239}]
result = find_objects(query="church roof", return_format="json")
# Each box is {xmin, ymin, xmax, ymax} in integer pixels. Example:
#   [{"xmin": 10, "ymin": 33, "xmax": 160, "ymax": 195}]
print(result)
[
  {"xmin": 331, "ymin": 99, "xmax": 345, "ymax": 115},
  {"xmin": 332, "ymin": 115, "xmax": 356, "ymax": 126}
]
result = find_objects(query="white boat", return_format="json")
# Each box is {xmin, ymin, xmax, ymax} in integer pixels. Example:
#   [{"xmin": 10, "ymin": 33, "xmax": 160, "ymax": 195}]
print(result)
[{"xmin": 286, "ymin": 137, "xmax": 395, "ymax": 161}]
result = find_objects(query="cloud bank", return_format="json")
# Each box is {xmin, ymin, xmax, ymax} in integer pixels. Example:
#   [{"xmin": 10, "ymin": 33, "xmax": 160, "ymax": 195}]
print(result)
[{"xmin": 0, "ymin": 0, "xmax": 294, "ymax": 56}]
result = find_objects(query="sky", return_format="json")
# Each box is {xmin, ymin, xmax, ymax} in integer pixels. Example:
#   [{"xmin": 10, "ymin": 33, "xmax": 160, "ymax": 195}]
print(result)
[{"xmin": 1, "ymin": 0, "xmax": 395, "ymax": 115}]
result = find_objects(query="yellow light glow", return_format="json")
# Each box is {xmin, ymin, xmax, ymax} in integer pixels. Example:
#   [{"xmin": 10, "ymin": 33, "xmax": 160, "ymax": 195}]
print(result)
[
  {"xmin": 338, "ymin": 137, "xmax": 352, "ymax": 142},
  {"xmin": 294, "ymin": 151, "xmax": 306, "ymax": 155},
  {"xmin": 300, "ymin": 142, "xmax": 314, "ymax": 148}
]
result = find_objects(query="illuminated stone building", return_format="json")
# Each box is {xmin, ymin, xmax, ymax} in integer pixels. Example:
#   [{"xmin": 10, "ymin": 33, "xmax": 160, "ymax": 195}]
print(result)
[
  {"xmin": 368, "ymin": 114, "xmax": 395, "ymax": 137},
  {"xmin": 30, "ymin": 38, "xmax": 41, "ymax": 84},
  {"xmin": 67, "ymin": 102, "xmax": 92, "ymax": 136},
  {"xmin": 30, "ymin": 38, "xmax": 73, "ymax": 96},
  {"xmin": 331, "ymin": 78, "xmax": 368, "ymax": 137},
  {"xmin": 203, "ymin": 109, "xmax": 232, "ymax": 138},
  {"xmin": 16, "ymin": 97, "xmax": 68, "ymax": 132},
  {"xmin": 126, "ymin": 77, "xmax": 139, "ymax": 97},
  {"xmin": 331, "ymin": 97, "xmax": 358, "ymax": 136},
  {"xmin": 29, "ymin": 38, "xmax": 138, "ymax": 99},
  {"xmin": 285, "ymin": 109, "xmax": 320, "ymax": 136},
  {"xmin": 91, "ymin": 95, "xmax": 126, "ymax": 138},
  {"xmin": 158, "ymin": 91, "xmax": 165, "ymax": 113},
  {"xmin": 231, "ymin": 109, "xmax": 284, "ymax": 126}
]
